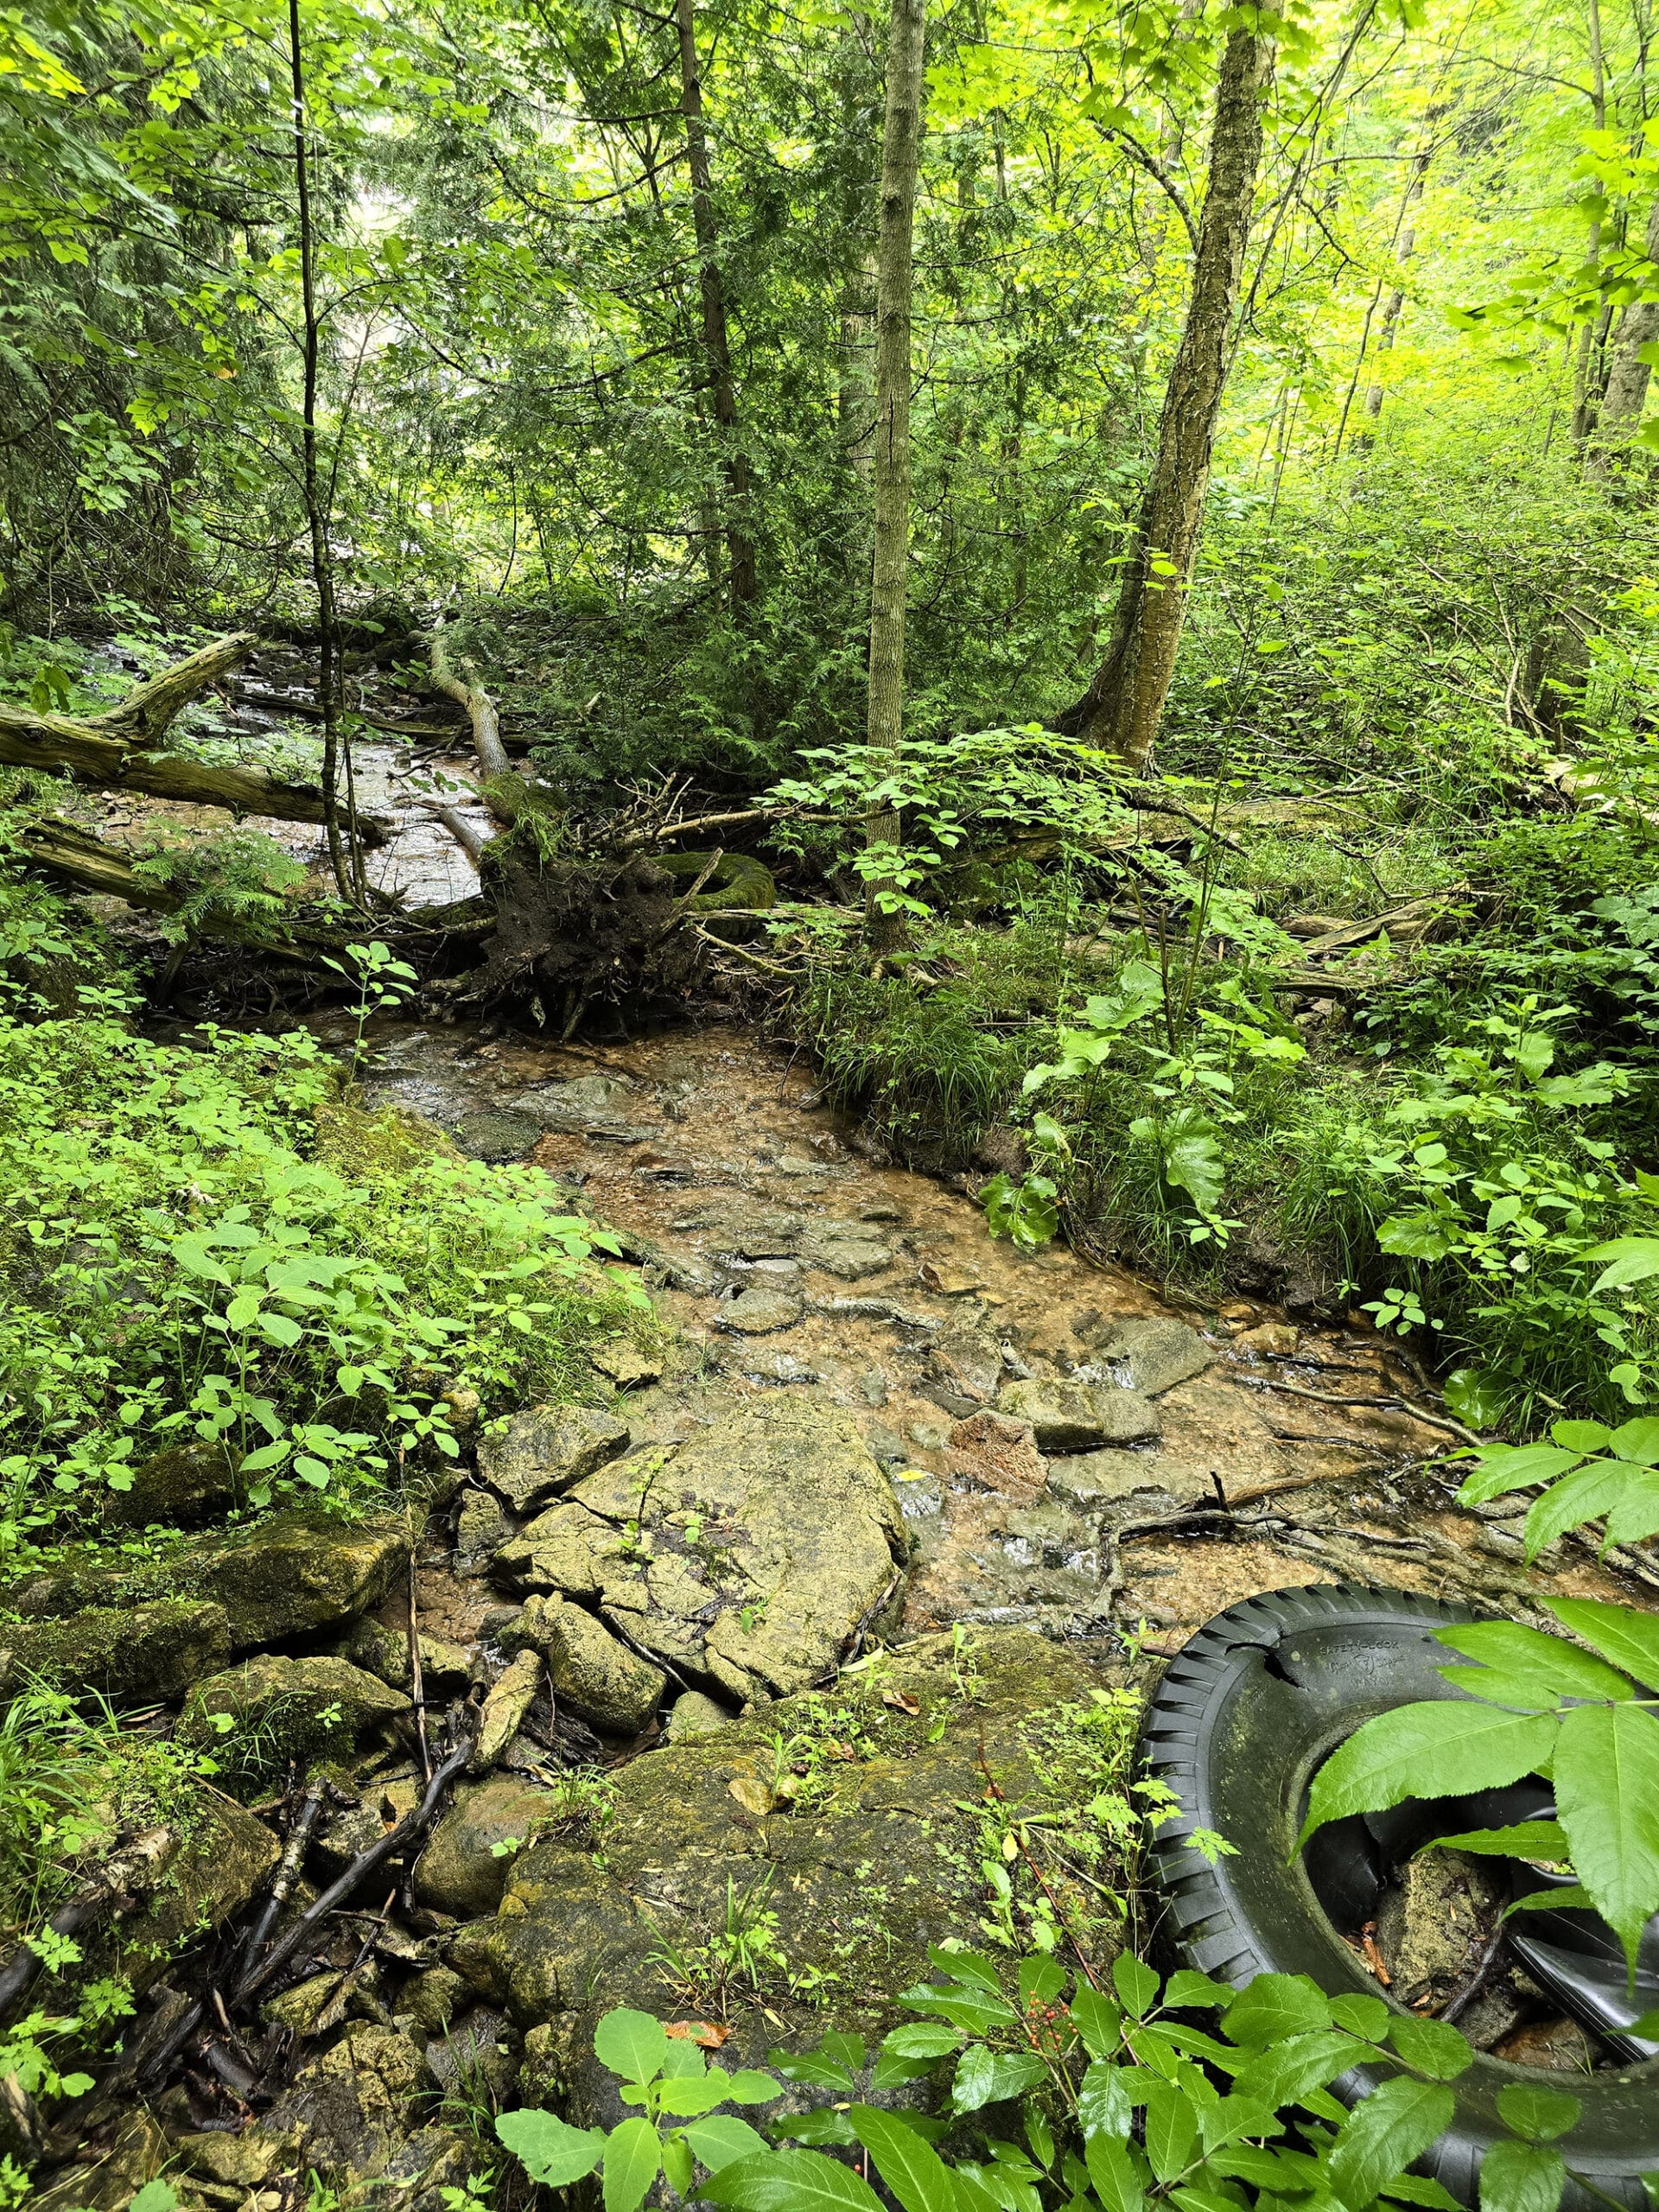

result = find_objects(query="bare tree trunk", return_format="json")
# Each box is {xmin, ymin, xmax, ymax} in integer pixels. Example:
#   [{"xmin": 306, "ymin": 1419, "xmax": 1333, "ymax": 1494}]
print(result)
[
  {"xmin": 861, "ymin": 0, "xmax": 925, "ymax": 952},
  {"xmin": 675, "ymin": 0, "xmax": 757, "ymax": 615},
  {"xmin": 1587, "ymin": 194, "xmax": 1659, "ymax": 480},
  {"xmin": 1573, "ymin": 0, "xmax": 1610, "ymax": 458},
  {"xmin": 1063, "ymin": 23, "xmax": 1274, "ymax": 775},
  {"xmin": 1359, "ymin": 155, "xmax": 1427, "ymax": 429},
  {"xmin": 289, "ymin": 0, "xmax": 356, "ymax": 902},
  {"xmin": 839, "ymin": 252, "xmax": 878, "ymax": 591}
]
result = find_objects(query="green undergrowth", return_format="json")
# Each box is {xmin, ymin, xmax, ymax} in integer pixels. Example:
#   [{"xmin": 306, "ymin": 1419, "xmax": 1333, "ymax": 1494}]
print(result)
[
  {"xmin": 0, "ymin": 1007, "xmax": 645, "ymax": 1570},
  {"xmin": 787, "ymin": 798, "xmax": 1659, "ymax": 1427}
]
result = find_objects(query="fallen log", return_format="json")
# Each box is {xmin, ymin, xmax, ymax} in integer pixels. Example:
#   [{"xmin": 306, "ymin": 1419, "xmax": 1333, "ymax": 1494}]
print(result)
[{"xmin": 0, "ymin": 631, "xmax": 387, "ymax": 842}]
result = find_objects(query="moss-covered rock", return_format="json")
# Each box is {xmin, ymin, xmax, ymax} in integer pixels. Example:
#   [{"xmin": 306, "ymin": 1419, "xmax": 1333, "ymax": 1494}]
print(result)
[
  {"xmin": 180, "ymin": 1653, "xmax": 410, "ymax": 1777},
  {"xmin": 479, "ymin": 1403, "xmax": 632, "ymax": 1515},
  {"xmin": 461, "ymin": 1628, "xmax": 1143, "ymax": 2128},
  {"xmin": 493, "ymin": 1400, "xmax": 908, "ymax": 1703},
  {"xmin": 416, "ymin": 1773, "xmax": 556, "ymax": 1916},
  {"xmin": 504, "ymin": 1593, "xmax": 664, "ymax": 1733},
  {"xmin": 102, "ymin": 1439, "xmax": 239, "ymax": 1529},
  {"xmin": 0, "ymin": 1598, "xmax": 228, "ymax": 1704},
  {"xmin": 94, "ymin": 1789, "xmax": 282, "ymax": 1994},
  {"xmin": 9, "ymin": 1513, "xmax": 409, "ymax": 1656}
]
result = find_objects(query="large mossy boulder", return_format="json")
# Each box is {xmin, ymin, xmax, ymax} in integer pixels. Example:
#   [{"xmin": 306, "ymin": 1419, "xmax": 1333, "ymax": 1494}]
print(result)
[
  {"xmin": 478, "ymin": 1404, "xmax": 632, "ymax": 1516},
  {"xmin": 180, "ymin": 1654, "xmax": 410, "ymax": 1777},
  {"xmin": 7, "ymin": 1514, "xmax": 409, "ymax": 1662},
  {"xmin": 0, "ymin": 1598, "xmax": 229, "ymax": 1705},
  {"xmin": 102, "ymin": 1440, "xmax": 240, "ymax": 1529},
  {"xmin": 92, "ymin": 1789, "xmax": 282, "ymax": 1995},
  {"xmin": 449, "ymin": 1628, "xmax": 1141, "ymax": 2127},
  {"xmin": 503, "ymin": 1594, "xmax": 664, "ymax": 1734},
  {"xmin": 493, "ymin": 1402, "xmax": 908, "ymax": 1703}
]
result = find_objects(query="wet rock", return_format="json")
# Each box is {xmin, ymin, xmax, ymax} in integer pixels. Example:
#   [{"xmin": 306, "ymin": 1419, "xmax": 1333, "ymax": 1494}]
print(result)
[
  {"xmin": 0, "ymin": 1598, "xmax": 229, "ymax": 1705},
  {"xmin": 423, "ymin": 2006, "xmax": 520, "ymax": 2101},
  {"xmin": 802, "ymin": 1233, "xmax": 894, "ymax": 1281},
  {"xmin": 264, "ymin": 2022, "xmax": 430, "ymax": 2173},
  {"xmin": 1491, "ymin": 2015, "xmax": 1598, "ymax": 2071},
  {"xmin": 175, "ymin": 2126, "xmax": 304, "ymax": 2191},
  {"xmin": 1232, "ymin": 1322, "xmax": 1300, "ymax": 1358},
  {"xmin": 476, "ymin": 1628, "xmax": 1137, "ymax": 2121},
  {"xmin": 739, "ymin": 1349, "xmax": 820, "ymax": 1386},
  {"xmin": 315, "ymin": 1777, "xmax": 422, "ymax": 1878},
  {"xmin": 716, "ymin": 1287, "xmax": 804, "ymax": 1333},
  {"xmin": 416, "ymin": 1774, "xmax": 556, "ymax": 1916},
  {"xmin": 495, "ymin": 1401, "xmax": 907, "ymax": 1704},
  {"xmin": 505, "ymin": 1594, "xmax": 665, "ymax": 1733},
  {"xmin": 454, "ymin": 1489, "xmax": 512, "ymax": 1576},
  {"xmin": 996, "ymin": 1379, "xmax": 1160, "ymax": 1451},
  {"xmin": 1374, "ymin": 1849, "xmax": 1503, "ymax": 2009},
  {"xmin": 1046, "ymin": 1451, "xmax": 1185, "ymax": 1513},
  {"xmin": 471, "ymin": 1649, "xmax": 543, "ymax": 1773},
  {"xmin": 944, "ymin": 1409, "xmax": 1046, "ymax": 1503},
  {"xmin": 101, "ymin": 1440, "xmax": 239, "ymax": 1529},
  {"xmin": 666, "ymin": 1690, "xmax": 734, "ymax": 1741},
  {"xmin": 263, "ymin": 1958, "xmax": 386, "ymax": 2036},
  {"xmin": 34, "ymin": 2111, "xmax": 170, "ymax": 2212},
  {"xmin": 510, "ymin": 1073, "xmax": 630, "ymax": 1128},
  {"xmin": 1092, "ymin": 1317, "xmax": 1213, "ymax": 1396},
  {"xmin": 181, "ymin": 1654, "xmax": 410, "ymax": 1773},
  {"xmin": 589, "ymin": 1339, "xmax": 664, "ymax": 1389},
  {"xmin": 404, "ymin": 1963, "xmax": 467, "ymax": 2031},
  {"xmin": 11, "ymin": 1512, "xmax": 407, "ymax": 1654},
  {"xmin": 925, "ymin": 1310, "xmax": 1005, "ymax": 1406},
  {"xmin": 478, "ymin": 1405, "xmax": 632, "ymax": 1515},
  {"xmin": 345, "ymin": 1617, "xmax": 474, "ymax": 1699},
  {"xmin": 454, "ymin": 1109, "xmax": 544, "ymax": 1160}
]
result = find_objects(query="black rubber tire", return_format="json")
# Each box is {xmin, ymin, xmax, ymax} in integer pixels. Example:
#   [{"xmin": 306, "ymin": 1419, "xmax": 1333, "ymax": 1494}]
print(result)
[{"xmin": 1141, "ymin": 1581, "xmax": 1659, "ymax": 2211}]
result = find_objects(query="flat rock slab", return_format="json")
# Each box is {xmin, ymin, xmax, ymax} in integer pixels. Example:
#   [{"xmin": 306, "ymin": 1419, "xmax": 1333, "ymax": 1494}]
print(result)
[
  {"xmin": 1092, "ymin": 1317, "xmax": 1213, "ymax": 1396},
  {"xmin": 453, "ymin": 1109, "xmax": 543, "ymax": 1161},
  {"xmin": 996, "ymin": 1379, "xmax": 1160, "ymax": 1451},
  {"xmin": 455, "ymin": 1628, "xmax": 1137, "ymax": 2124},
  {"xmin": 479, "ymin": 1406, "xmax": 632, "ymax": 1516},
  {"xmin": 800, "ymin": 1235, "xmax": 894, "ymax": 1281},
  {"xmin": 493, "ymin": 1401, "xmax": 908, "ymax": 1703},
  {"xmin": 505, "ymin": 1593, "xmax": 665, "ymax": 1733},
  {"xmin": 716, "ymin": 1288, "xmax": 804, "ymax": 1334},
  {"xmin": 0, "ymin": 1598, "xmax": 229, "ymax": 1706}
]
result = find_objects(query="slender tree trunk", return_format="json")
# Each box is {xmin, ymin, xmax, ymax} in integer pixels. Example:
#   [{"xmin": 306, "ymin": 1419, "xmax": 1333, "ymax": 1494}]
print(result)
[
  {"xmin": 1573, "ymin": 0, "xmax": 1609, "ymax": 456},
  {"xmin": 675, "ymin": 0, "xmax": 757, "ymax": 615},
  {"xmin": 1063, "ymin": 23, "xmax": 1274, "ymax": 774},
  {"xmin": 289, "ymin": 0, "xmax": 355, "ymax": 903},
  {"xmin": 1359, "ymin": 156, "xmax": 1428, "ymax": 430},
  {"xmin": 839, "ymin": 251, "xmax": 878, "ymax": 589},
  {"xmin": 1587, "ymin": 194, "xmax": 1659, "ymax": 480},
  {"xmin": 861, "ymin": 0, "xmax": 925, "ymax": 952}
]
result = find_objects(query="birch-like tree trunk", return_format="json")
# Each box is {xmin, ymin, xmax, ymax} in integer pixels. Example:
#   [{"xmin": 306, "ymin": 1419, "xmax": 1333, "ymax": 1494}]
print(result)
[
  {"xmin": 1063, "ymin": 22, "xmax": 1274, "ymax": 776},
  {"xmin": 1587, "ymin": 194, "xmax": 1659, "ymax": 480},
  {"xmin": 861, "ymin": 0, "xmax": 925, "ymax": 950},
  {"xmin": 676, "ymin": 0, "xmax": 757, "ymax": 613}
]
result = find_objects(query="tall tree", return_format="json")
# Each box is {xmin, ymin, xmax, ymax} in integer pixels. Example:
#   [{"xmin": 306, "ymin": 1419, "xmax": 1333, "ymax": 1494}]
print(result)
[
  {"xmin": 861, "ymin": 0, "xmax": 925, "ymax": 950},
  {"xmin": 1062, "ymin": 15, "xmax": 1275, "ymax": 775},
  {"xmin": 675, "ymin": 0, "xmax": 757, "ymax": 613},
  {"xmin": 1587, "ymin": 193, "xmax": 1659, "ymax": 479}
]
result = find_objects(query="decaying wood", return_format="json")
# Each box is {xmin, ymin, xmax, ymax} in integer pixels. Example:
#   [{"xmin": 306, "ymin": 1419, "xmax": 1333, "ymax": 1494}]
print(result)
[
  {"xmin": 0, "ymin": 1825, "xmax": 175, "ymax": 2024},
  {"xmin": 1291, "ymin": 886, "xmax": 1473, "ymax": 957},
  {"xmin": 232, "ymin": 1785, "xmax": 325, "ymax": 1998},
  {"xmin": 429, "ymin": 624, "xmax": 512, "ymax": 781},
  {"xmin": 0, "ymin": 632, "xmax": 386, "ymax": 841},
  {"xmin": 233, "ymin": 1736, "xmax": 471, "ymax": 2008}
]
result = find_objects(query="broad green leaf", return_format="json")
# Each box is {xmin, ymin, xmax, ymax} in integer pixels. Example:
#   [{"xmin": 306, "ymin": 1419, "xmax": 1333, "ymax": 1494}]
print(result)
[
  {"xmin": 1299, "ymin": 1705, "xmax": 1558, "ymax": 1845},
  {"xmin": 1386, "ymin": 2016, "xmax": 1472, "ymax": 2081},
  {"xmin": 1078, "ymin": 2056, "xmax": 1133, "ymax": 2140},
  {"xmin": 1169, "ymin": 2187, "xmax": 1245, "ymax": 2212},
  {"xmin": 699, "ymin": 2148, "xmax": 886, "ymax": 2211},
  {"xmin": 881, "ymin": 2024, "xmax": 961, "ymax": 2060},
  {"xmin": 594, "ymin": 2007, "xmax": 670, "ymax": 2087},
  {"xmin": 496, "ymin": 2109, "xmax": 605, "ymax": 2187},
  {"xmin": 769, "ymin": 2047, "xmax": 855, "ymax": 2089},
  {"xmin": 1380, "ymin": 2173, "xmax": 1465, "ymax": 2210},
  {"xmin": 1428, "ymin": 1821, "xmax": 1568, "ymax": 1859},
  {"xmin": 1493, "ymin": 2083, "xmax": 1581, "ymax": 2144},
  {"xmin": 603, "ymin": 2115, "xmax": 662, "ymax": 2212},
  {"xmin": 1163, "ymin": 1970, "xmax": 1236, "ymax": 2010},
  {"xmin": 773, "ymin": 2111, "xmax": 858, "ymax": 2146},
  {"xmin": 820, "ymin": 2033, "xmax": 866, "ymax": 2073},
  {"xmin": 721, "ymin": 2069, "xmax": 784, "ymax": 2106},
  {"xmin": 658, "ymin": 2074, "xmax": 739, "ymax": 2117},
  {"xmin": 1551, "ymin": 1421, "xmax": 1612, "ymax": 1452},
  {"xmin": 1112, "ymin": 1950, "xmax": 1160, "ymax": 2018},
  {"xmin": 1584, "ymin": 1237, "xmax": 1659, "ymax": 1292},
  {"xmin": 1553, "ymin": 1700, "xmax": 1659, "ymax": 1974},
  {"xmin": 928, "ymin": 1945, "xmax": 1001, "ymax": 1990},
  {"xmin": 1327, "ymin": 2077, "xmax": 1457, "ymax": 2211},
  {"xmin": 1544, "ymin": 1597, "xmax": 1659, "ymax": 1689},
  {"xmin": 1329, "ymin": 1993, "xmax": 1391, "ymax": 2039},
  {"xmin": 662, "ymin": 2037, "xmax": 707, "ymax": 2080},
  {"xmin": 1525, "ymin": 1462, "xmax": 1659, "ymax": 1554},
  {"xmin": 1085, "ymin": 2132, "xmax": 1147, "ymax": 2212},
  {"xmin": 1443, "ymin": 1370, "xmax": 1507, "ymax": 1432},
  {"xmin": 1433, "ymin": 1621, "xmax": 1634, "ymax": 1702},
  {"xmin": 257, "ymin": 1310, "xmax": 303, "ymax": 1347},
  {"xmin": 1610, "ymin": 1418, "xmax": 1659, "ymax": 1465},
  {"xmin": 1478, "ymin": 2139, "xmax": 1566, "ymax": 2212},
  {"xmin": 1141, "ymin": 2077, "xmax": 1199, "ymax": 2182},
  {"xmin": 1071, "ymin": 1984, "xmax": 1122, "ymax": 2055},
  {"xmin": 951, "ymin": 2045, "xmax": 1046, "ymax": 2113},
  {"xmin": 1508, "ymin": 1884, "xmax": 1599, "ymax": 1914},
  {"xmin": 1222, "ymin": 1974, "xmax": 1331, "ymax": 2048},
  {"xmin": 850, "ymin": 2105, "xmax": 957, "ymax": 2212},
  {"xmin": 952, "ymin": 2172, "xmax": 1007, "ymax": 2212},
  {"xmin": 1231, "ymin": 2031, "xmax": 1370, "ymax": 2108},
  {"xmin": 1455, "ymin": 1444, "xmax": 1583, "ymax": 1506},
  {"xmin": 1017, "ymin": 1955, "xmax": 1066, "ymax": 2009},
  {"xmin": 664, "ymin": 2134, "xmax": 696, "ymax": 2196},
  {"xmin": 899, "ymin": 1987, "xmax": 1015, "ymax": 2033},
  {"xmin": 683, "ymin": 2115, "xmax": 770, "ymax": 2171}
]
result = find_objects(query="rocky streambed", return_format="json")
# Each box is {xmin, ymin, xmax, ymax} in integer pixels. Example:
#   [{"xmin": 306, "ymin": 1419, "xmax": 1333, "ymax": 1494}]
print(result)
[{"xmin": 10, "ymin": 1018, "xmax": 1643, "ymax": 2209}]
